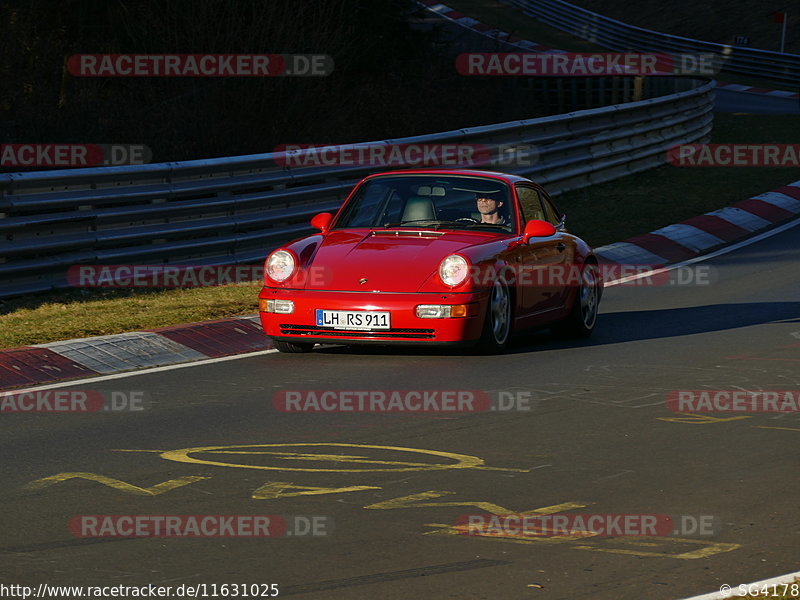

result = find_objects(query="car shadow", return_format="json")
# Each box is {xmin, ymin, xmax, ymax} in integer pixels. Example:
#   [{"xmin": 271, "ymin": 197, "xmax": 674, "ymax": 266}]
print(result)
[{"xmin": 507, "ymin": 301, "xmax": 800, "ymax": 354}]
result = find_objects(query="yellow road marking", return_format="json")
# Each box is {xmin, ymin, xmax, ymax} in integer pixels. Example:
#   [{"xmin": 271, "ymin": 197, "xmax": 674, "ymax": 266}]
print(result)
[
  {"xmin": 112, "ymin": 443, "xmax": 526, "ymax": 473},
  {"xmin": 23, "ymin": 472, "xmax": 209, "ymax": 496},
  {"xmin": 366, "ymin": 493, "xmax": 588, "ymax": 516},
  {"xmin": 367, "ymin": 493, "xmax": 585, "ymax": 514},
  {"xmin": 522, "ymin": 503, "xmax": 587, "ymax": 516},
  {"xmin": 185, "ymin": 450, "xmax": 528, "ymax": 472},
  {"xmin": 251, "ymin": 481, "xmax": 380, "ymax": 500},
  {"xmin": 421, "ymin": 502, "xmax": 592, "ymax": 542},
  {"xmin": 573, "ymin": 537, "xmax": 740, "ymax": 559},
  {"xmin": 671, "ymin": 541, "xmax": 741, "ymax": 559},
  {"xmin": 205, "ymin": 451, "xmax": 369, "ymax": 457},
  {"xmin": 366, "ymin": 490, "xmax": 511, "ymax": 513},
  {"xmin": 113, "ymin": 444, "xmax": 529, "ymax": 472},
  {"xmin": 658, "ymin": 413, "xmax": 751, "ymax": 424},
  {"xmin": 199, "ymin": 451, "xmax": 527, "ymax": 473},
  {"xmin": 471, "ymin": 465, "xmax": 531, "ymax": 473},
  {"xmin": 422, "ymin": 523, "xmax": 584, "ymax": 544},
  {"xmin": 160, "ymin": 444, "xmax": 480, "ymax": 472},
  {"xmin": 756, "ymin": 426, "xmax": 800, "ymax": 432},
  {"xmin": 212, "ymin": 452, "xmax": 466, "ymax": 468}
]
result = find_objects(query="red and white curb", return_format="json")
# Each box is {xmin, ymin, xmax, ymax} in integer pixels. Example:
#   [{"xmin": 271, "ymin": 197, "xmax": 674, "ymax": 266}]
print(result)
[
  {"xmin": 678, "ymin": 570, "xmax": 800, "ymax": 600},
  {"xmin": 0, "ymin": 315, "xmax": 270, "ymax": 391},
  {"xmin": 716, "ymin": 80, "xmax": 800, "ymax": 99},
  {"xmin": 594, "ymin": 180, "xmax": 800, "ymax": 265},
  {"xmin": 419, "ymin": 0, "xmax": 798, "ymax": 98},
  {"xmin": 417, "ymin": 0, "xmax": 564, "ymax": 53}
]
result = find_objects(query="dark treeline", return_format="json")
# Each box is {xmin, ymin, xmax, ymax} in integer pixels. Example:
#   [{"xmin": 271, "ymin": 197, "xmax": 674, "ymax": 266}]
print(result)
[{"xmin": 0, "ymin": 0, "xmax": 547, "ymax": 162}]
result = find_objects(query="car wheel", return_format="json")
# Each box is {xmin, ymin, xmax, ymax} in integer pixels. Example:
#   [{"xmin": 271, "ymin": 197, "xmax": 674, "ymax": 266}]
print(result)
[
  {"xmin": 477, "ymin": 277, "xmax": 512, "ymax": 354},
  {"xmin": 273, "ymin": 340, "xmax": 315, "ymax": 353},
  {"xmin": 554, "ymin": 261, "xmax": 600, "ymax": 338}
]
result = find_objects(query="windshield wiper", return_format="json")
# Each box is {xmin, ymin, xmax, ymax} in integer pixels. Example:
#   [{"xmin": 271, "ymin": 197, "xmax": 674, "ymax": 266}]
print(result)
[
  {"xmin": 469, "ymin": 222, "xmax": 510, "ymax": 229},
  {"xmin": 381, "ymin": 219, "xmax": 510, "ymax": 231},
  {"xmin": 381, "ymin": 219, "xmax": 462, "ymax": 229}
]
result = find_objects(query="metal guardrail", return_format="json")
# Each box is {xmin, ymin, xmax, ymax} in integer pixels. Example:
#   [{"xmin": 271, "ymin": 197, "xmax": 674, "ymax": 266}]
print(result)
[
  {"xmin": 0, "ymin": 76, "xmax": 713, "ymax": 298},
  {"xmin": 503, "ymin": 0, "xmax": 800, "ymax": 85}
]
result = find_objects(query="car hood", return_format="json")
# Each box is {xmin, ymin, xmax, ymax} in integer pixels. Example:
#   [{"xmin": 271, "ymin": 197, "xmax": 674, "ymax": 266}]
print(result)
[{"xmin": 302, "ymin": 229, "xmax": 498, "ymax": 292}]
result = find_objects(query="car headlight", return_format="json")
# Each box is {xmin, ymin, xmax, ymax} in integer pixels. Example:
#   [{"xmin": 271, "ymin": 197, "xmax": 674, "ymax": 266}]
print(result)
[
  {"xmin": 439, "ymin": 254, "xmax": 470, "ymax": 287},
  {"xmin": 265, "ymin": 250, "xmax": 296, "ymax": 283}
]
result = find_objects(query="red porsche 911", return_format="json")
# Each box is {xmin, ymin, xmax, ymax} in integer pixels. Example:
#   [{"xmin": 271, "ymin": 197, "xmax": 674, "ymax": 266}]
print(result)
[{"xmin": 258, "ymin": 169, "xmax": 601, "ymax": 353}]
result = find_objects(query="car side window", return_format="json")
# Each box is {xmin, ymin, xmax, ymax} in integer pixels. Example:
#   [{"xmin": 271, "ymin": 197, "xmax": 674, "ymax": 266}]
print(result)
[
  {"xmin": 540, "ymin": 193, "xmax": 563, "ymax": 226},
  {"xmin": 515, "ymin": 186, "xmax": 545, "ymax": 222}
]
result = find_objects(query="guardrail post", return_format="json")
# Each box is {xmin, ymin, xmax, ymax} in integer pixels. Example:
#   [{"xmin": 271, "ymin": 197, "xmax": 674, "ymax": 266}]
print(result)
[{"xmin": 633, "ymin": 76, "xmax": 644, "ymax": 102}]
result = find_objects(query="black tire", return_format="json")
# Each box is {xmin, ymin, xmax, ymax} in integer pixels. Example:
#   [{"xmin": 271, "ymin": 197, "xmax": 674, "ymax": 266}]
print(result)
[
  {"xmin": 554, "ymin": 261, "xmax": 600, "ymax": 338},
  {"xmin": 273, "ymin": 339, "xmax": 315, "ymax": 353},
  {"xmin": 477, "ymin": 277, "xmax": 512, "ymax": 354}
]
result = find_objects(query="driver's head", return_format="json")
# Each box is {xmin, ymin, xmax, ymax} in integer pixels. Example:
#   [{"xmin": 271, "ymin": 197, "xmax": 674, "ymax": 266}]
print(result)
[{"xmin": 475, "ymin": 191, "xmax": 503, "ymax": 215}]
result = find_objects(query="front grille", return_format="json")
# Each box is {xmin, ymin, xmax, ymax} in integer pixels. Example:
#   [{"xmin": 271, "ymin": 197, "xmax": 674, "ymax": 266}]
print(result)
[{"xmin": 279, "ymin": 324, "xmax": 436, "ymax": 340}]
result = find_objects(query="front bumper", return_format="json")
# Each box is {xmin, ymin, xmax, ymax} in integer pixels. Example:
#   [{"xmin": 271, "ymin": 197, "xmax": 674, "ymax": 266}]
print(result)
[{"xmin": 259, "ymin": 287, "xmax": 487, "ymax": 344}]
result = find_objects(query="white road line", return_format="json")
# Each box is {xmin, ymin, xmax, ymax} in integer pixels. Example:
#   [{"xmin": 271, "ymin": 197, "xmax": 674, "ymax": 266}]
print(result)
[
  {"xmin": 678, "ymin": 569, "xmax": 800, "ymax": 600},
  {"xmin": 0, "ymin": 349, "xmax": 277, "ymax": 394}
]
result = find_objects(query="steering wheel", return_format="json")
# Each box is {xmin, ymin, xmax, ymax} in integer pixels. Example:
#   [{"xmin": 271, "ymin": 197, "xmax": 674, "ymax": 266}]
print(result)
[{"xmin": 455, "ymin": 217, "xmax": 479, "ymax": 223}]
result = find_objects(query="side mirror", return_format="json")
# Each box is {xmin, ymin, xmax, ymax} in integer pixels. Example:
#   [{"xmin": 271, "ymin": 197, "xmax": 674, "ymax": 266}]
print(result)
[
  {"xmin": 523, "ymin": 219, "xmax": 556, "ymax": 243},
  {"xmin": 310, "ymin": 212, "xmax": 333, "ymax": 233}
]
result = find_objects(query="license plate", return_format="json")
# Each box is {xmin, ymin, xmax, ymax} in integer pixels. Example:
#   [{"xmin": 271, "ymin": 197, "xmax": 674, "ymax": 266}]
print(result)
[{"xmin": 315, "ymin": 309, "xmax": 390, "ymax": 330}]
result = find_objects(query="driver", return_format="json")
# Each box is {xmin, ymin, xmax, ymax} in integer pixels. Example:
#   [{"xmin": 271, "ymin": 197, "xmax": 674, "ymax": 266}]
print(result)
[{"xmin": 475, "ymin": 191, "xmax": 509, "ymax": 227}]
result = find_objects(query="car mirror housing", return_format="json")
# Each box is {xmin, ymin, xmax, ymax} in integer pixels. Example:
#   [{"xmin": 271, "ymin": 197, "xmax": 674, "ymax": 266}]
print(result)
[
  {"xmin": 523, "ymin": 219, "xmax": 556, "ymax": 242},
  {"xmin": 310, "ymin": 212, "xmax": 333, "ymax": 233}
]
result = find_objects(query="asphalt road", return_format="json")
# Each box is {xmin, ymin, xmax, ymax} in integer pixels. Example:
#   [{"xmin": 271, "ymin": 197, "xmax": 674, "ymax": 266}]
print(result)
[{"xmin": 1, "ymin": 221, "xmax": 799, "ymax": 600}]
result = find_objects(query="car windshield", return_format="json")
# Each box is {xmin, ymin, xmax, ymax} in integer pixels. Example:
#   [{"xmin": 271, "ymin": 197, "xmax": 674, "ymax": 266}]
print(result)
[{"xmin": 334, "ymin": 175, "xmax": 515, "ymax": 233}]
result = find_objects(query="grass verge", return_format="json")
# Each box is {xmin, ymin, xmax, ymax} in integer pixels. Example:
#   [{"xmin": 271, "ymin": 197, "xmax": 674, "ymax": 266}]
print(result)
[{"xmin": 0, "ymin": 285, "xmax": 259, "ymax": 349}]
